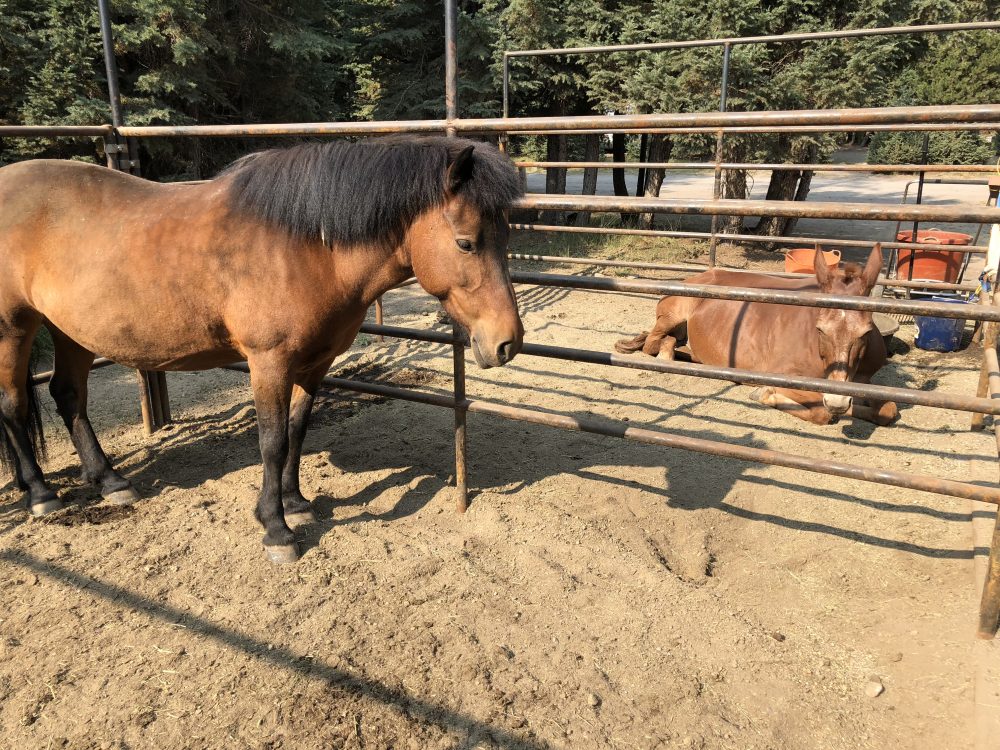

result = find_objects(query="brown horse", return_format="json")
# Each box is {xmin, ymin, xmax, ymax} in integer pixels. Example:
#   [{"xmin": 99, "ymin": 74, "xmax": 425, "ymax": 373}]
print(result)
[
  {"xmin": 616, "ymin": 245, "xmax": 897, "ymax": 426},
  {"xmin": 0, "ymin": 136, "xmax": 523, "ymax": 562}
]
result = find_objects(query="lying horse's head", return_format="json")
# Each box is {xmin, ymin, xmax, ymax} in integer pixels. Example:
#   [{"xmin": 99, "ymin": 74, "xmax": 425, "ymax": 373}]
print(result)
[
  {"xmin": 408, "ymin": 142, "xmax": 524, "ymax": 369},
  {"xmin": 813, "ymin": 244, "xmax": 883, "ymax": 415}
]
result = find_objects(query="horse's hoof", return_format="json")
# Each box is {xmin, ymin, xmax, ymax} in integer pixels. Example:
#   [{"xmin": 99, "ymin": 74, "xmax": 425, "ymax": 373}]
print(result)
[
  {"xmin": 30, "ymin": 498, "xmax": 65, "ymax": 517},
  {"xmin": 103, "ymin": 487, "xmax": 140, "ymax": 506},
  {"xmin": 284, "ymin": 510, "xmax": 316, "ymax": 529},
  {"xmin": 264, "ymin": 543, "xmax": 300, "ymax": 564},
  {"xmin": 748, "ymin": 386, "xmax": 773, "ymax": 403}
]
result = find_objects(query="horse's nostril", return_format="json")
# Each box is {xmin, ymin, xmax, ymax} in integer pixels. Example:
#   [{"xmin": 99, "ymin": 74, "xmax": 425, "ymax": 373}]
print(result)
[{"xmin": 496, "ymin": 340, "xmax": 515, "ymax": 364}]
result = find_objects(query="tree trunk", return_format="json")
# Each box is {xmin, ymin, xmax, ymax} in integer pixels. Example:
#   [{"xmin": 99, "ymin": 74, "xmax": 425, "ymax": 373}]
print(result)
[
  {"xmin": 636, "ymin": 133, "xmax": 648, "ymax": 196},
  {"xmin": 721, "ymin": 168, "xmax": 748, "ymax": 233},
  {"xmin": 541, "ymin": 133, "xmax": 568, "ymax": 224},
  {"xmin": 577, "ymin": 134, "xmax": 601, "ymax": 226},
  {"xmin": 638, "ymin": 135, "xmax": 671, "ymax": 229},
  {"xmin": 612, "ymin": 133, "xmax": 632, "ymax": 225},
  {"xmin": 751, "ymin": 139, "xmax": 818, "ymax": 241}
]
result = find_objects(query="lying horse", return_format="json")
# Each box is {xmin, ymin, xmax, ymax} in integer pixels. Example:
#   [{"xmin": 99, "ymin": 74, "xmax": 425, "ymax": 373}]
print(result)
[
  {"xmin": 0, "ymin": 136, "xmax": 523, "ymax": 562},
  {"xmin": 616, "ymin": 245, "xmax": 897, "ymax": 426}
]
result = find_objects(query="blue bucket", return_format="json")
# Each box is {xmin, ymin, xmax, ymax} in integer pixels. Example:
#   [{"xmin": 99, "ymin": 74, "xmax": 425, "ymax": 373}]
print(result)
[{"xmin": 913, "ymin": 297, "xmax": 968, "ymax": 352}]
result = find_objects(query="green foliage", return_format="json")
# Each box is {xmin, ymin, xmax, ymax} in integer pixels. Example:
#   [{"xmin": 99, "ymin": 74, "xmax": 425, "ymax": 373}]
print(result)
[{"xmin": 1, "ymin": 0, "xmax": 997, "ymax": 177}]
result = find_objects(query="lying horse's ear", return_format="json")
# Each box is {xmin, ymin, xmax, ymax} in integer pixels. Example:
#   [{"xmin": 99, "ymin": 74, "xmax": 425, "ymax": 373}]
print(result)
[
  {"xmin": 447, "ymin": 145, "xmax": 476, "ymax": 195},
  {"xmin": 862, "ymin": 243, "xmax": 883, "ymax": 292},
  {"xmin": 814, "ymin": 244, "xmax": 832, "ymax": 290}
]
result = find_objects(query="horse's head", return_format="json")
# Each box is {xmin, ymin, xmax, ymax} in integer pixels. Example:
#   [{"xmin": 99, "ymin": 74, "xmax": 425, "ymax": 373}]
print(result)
[
  {"xmin": 813, "ymin": 244, "xmax": 883, "ymax": 415},
  {"xmin": 409, "ymin": 144, "xmax": 523, "ymax": 369}
]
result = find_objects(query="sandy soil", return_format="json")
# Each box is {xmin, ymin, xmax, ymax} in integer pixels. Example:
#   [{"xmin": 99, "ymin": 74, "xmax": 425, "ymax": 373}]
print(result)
[{"xmin": 1, "ymin": 257, "xmax": 998, "ymax": 749}]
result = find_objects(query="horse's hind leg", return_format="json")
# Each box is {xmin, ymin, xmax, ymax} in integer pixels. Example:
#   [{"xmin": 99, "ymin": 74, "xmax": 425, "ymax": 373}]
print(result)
[
  {"xmin": 0, "ymin": 326, "xmax": 60, "ymax": 515},
  {"xmin": 47, "ymin": 327, "xmax": 137, "ymax": 504}
]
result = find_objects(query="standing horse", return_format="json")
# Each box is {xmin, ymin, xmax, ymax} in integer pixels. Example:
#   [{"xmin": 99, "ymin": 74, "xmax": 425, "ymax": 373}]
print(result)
[
  {"xmin": 0, "ymin": 136, "xmax": 524, "ymax": 562},
  {"xmin": 615, "ymin": 245, "xmax": 897, "ymax": 426}
]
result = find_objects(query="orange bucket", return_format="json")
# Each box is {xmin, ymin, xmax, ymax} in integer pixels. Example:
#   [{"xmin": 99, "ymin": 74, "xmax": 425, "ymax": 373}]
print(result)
[
  {"xmin": 784, "ymin": 248, "xmax": 841, "ymax": 275},
  {"xmin": 894, "ymin": 229, "xmax": 971, "ymax": 283}
]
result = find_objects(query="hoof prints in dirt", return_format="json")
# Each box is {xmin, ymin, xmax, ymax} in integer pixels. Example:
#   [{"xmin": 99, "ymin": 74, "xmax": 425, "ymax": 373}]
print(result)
[{"xmin": 40, "ymin": 504, "xmax": 137, "ymax": 527}]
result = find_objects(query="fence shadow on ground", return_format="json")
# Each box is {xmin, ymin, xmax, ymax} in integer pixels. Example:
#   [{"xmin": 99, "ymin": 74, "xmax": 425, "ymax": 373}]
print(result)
[{"xmin": 0, "ymin": 550, "xmax": 549, "ymax": 750}]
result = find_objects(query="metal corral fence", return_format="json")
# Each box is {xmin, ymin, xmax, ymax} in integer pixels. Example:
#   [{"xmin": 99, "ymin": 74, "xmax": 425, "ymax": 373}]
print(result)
[{"xmin": 3, "ymin": 5, "xmax": 1000, "ymax": 638}]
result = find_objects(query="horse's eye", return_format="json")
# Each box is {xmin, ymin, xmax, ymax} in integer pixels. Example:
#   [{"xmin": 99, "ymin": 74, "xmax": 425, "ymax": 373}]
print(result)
[{"xmin": 456, "ymin": 239, "xmax": 474, "ymax": 252}]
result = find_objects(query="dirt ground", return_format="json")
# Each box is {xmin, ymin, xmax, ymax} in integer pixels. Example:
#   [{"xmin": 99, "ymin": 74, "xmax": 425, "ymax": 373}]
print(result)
[{"xmin": 2, "ymin": 253, "xmax": 999, "ymax": 749}]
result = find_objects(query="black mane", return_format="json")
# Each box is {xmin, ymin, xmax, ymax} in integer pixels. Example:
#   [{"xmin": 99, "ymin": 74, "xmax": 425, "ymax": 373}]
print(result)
[{"xmin": 221, "ymin": 135, "xmax": 523, "ymax": 249}]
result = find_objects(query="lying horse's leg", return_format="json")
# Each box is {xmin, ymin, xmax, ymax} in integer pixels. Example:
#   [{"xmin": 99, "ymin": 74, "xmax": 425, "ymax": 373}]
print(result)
[
  {"xmin": 847, "ymin": 375, "xmax": 898, "ymax": 426},
  {"xmin": 281, "ymin": 360, "xmax": 335, "ymax": 529},
  {"xmin": 47, "ymin": 327, "xmax": 138, "ymax": 504},
  {"xmin": 641, "ymin": 298, "xmax": 686, "ymax": 357},
  {"xmin": 849, "ymin": 401, "xmax": 898, "ymax": 425},
  {"xmin": 0, "ymin": 327, "xmax": 60, "ymax": 515},
  {"xmin": 751, "ymin": 387, "xmax": 836, "ymax": 425},
  {"xmin": 248, "ymin": 352, "xmax": 298, "ymax": 563}
]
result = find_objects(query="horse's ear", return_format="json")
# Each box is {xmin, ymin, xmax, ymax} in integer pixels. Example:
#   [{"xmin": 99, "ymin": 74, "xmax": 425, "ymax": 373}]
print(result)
[
  {"xmin": 862, "ymin": 243, "xmax": 883, "ymax": 292},
  {"xmin": 813, "ymin": 245, "xmax": 832, "ymax": 290},
  {"xmin": 447, "ymin": 145, "xmax": 476, "ymax": 195}
]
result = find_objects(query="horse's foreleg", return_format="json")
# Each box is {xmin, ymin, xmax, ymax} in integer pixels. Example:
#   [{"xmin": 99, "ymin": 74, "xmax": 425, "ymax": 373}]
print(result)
[
  {"xmin": 751, "ymin": 387, "xmax": 836, "ymax": 425},
  {"xmin": 280, "ymin": 360, "xmax": 335, "ymax": 530},
  {"xmin": 0, "ymin": 329, "xmax": 60, "ymax": 514},
  {"xmin": 248, "ymin": 353, "xmax": 297, "ymax": 563},
  {"xmin": 48, "ymin": 328, "xmax": 137, "ymax": 505}
]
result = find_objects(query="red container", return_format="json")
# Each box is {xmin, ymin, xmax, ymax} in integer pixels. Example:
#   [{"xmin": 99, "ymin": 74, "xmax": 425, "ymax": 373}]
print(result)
[
  {"xmin": 895, "ymin": 229, "xmax": 971, "ymax": 283},
  {"xmin": 784, "ymin": 248, "xmax": 841, "ymax": 274}
]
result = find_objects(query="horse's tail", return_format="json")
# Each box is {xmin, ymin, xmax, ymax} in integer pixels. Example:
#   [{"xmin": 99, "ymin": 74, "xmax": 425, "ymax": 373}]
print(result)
[
  {"xmin": 0, "ymin": 344, "xmax": 47, "ymax": 481},
  {"xmin": 615, "ymin": 332, "xmax": 649, "ymax": 354}
]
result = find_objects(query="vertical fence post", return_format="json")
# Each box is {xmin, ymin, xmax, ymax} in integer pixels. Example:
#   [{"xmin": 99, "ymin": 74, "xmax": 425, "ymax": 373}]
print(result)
[
  {"xmin": 444, "ymin": 0, "xmax": 469, "ymax": 512},
  {"xmin": 708, "ymin": 42, "xmax": 732, "ymax": 268},
  {"xmin": 500, "ymin": 53, "xmax": 510, "ymax": 154},
  {"xmin": 97, "ymin": 0, "xmax": 169, "ymax": 434}
]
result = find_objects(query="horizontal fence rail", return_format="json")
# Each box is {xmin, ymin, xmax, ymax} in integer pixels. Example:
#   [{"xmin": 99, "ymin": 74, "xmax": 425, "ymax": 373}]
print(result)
[
  {"xmin": 516, "ymin": 194, "xmax": 1000, "ymax": 224},
  {"xmin": 357, "ymin": 322, "xmax": 1000, "ymax": 416},
  {"xmin": 515, "ymin": 161, "xmax": 1000, "ymax": 173},
  {"xmin": 504, "ymin": 20, "xmax": 1000, "ymax": 57},
  {"xmin": 506, "ymin": 254, "xmax": 980, "ymax": 291},
  {"xmin": 219, "ymin": 361, "xmax": 1000, "ymax": 506},
  {"xmin": 503, "ymin": 123, "xmax": 1000, "ymax": 135},
  {"xmin": 508, "ymin": 271, "xmax": 1000, "ymax": 320},
  {"xmin": 508, "ymin": 224, "xmax": 990, "ymax": 255},
  {"xmin": 0, "ymin": 125, "xmax": 113, "ymax": 137},
  {"xmin": 63, "ymin": 104, "xmax": 999, "ymax": 138}
]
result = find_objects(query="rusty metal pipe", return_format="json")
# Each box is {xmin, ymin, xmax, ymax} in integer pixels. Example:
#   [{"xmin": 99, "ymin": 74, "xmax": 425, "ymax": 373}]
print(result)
[
  {"xmin": 979, "ymin": 343, "xmax": 1000, "ymax": 638},
  {"xmin": 298, "ymin": 372, "xmax": 1000, "ymax": 506},
  {"xmin": 506, "ymin": 254, "xmax": 978, "ymax": 292},
  {"xmin": 516, "ymin": 194, "xmax": 1000, "ymax": 224},
  {"xmin": 514, "ymin": 161, "xmax": 1000, "ymax": 173},
  {"xmin": 509, "ymin": 223, "xmax": 989, "ymax": 254},
  {"xmin": 31, "ymin": 358, "xmax": 114, "ymax": 385},
  {"xmin": 358, "ymin": 323, "xmax": 1000, "ymax": 415},
  {"xmin": 0, "ymin": 125, "xmax": 114, "ymax": 137},
  {"xmin": 112, "ymin": 105, "xmax": 1000, "ymax": 139},
  {"xmin": 504, "ymin": 20, "xmax": 1000, "ymax": 58},
  {"xmin": 504, "ymin": 123, "xmax": 1000, "ymax": 135},
  {"xmin": 509, "ymin": 270, "xmax": 1000, "ymax": 321}
]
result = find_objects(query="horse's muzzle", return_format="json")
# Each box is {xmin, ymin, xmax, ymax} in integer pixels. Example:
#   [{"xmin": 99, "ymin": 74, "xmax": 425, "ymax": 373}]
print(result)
[
  {"xmin": 822, "ymin": 393, "xmax": 853, "ymax": 415},
  {"xmin": 471, "ymin": 336, "xmax": 519, "ymax": 369}
]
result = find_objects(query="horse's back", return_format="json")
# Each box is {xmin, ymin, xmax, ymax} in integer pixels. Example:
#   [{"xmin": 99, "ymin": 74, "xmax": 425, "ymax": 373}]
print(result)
[{"xmin": 683, "ymin": 270, "xmax": 820, "ymax": 372}]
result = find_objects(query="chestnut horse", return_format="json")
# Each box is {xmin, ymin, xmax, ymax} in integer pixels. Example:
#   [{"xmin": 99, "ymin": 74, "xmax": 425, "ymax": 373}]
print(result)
[
  {"xmin": 616, "ymin": 245, "xmax": 897, "ymax": 426},
  {"xmin": 0, "ymin": 136, "xmax": 523, "ymax": 562}
]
